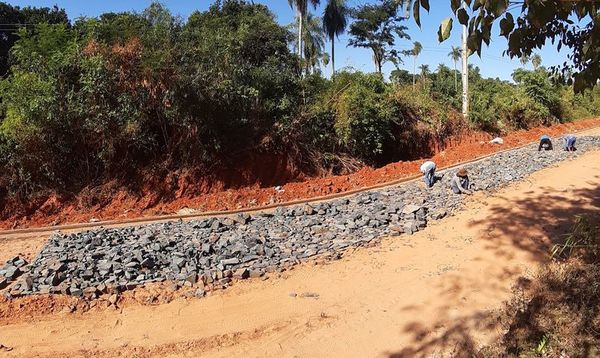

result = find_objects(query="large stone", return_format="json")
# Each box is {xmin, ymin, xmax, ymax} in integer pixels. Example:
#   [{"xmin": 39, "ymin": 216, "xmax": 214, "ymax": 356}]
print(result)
[{"xmin": 220, "ymin": 258, "xmax": 240, "ymax": 266}]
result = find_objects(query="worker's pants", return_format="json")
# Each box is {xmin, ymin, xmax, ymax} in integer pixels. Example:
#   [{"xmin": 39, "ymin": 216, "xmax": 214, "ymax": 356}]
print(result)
[{"xmin": 423, "ymin": 169, "xmax": 435, "ymax": 188}]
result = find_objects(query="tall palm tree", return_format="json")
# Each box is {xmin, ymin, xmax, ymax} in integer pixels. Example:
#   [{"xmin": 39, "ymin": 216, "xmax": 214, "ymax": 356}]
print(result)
[
  {"xmin": 302, "ymin": 13, "xmax": 327, "ymax": 74},
  {"xmin": 418, "ymin": 64, "xmax": 430, "ymax": 79},
  {"xmin": 531, "ymin": 54, "xmax": 542, "ymax": 70},
  {"xmin": 288, "ymin": 0, "xmax": 320, "ymax": 61},
  {"xmin": 448, "ymin": 46, "xmax": 461, "ymax": 91},
  {"xmin": 323, "ymin": 0, "xmax": 348, "ymax": 77},
  {"xmin": 520, "ymin": 54, "xmax": 530, "ymax": 67},
  {"xmin": 411, "ymin": 41, "xmax": 422, "ymax": 88}
]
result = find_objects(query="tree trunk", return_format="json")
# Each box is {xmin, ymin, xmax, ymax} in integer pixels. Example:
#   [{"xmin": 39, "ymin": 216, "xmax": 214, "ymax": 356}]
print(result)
[
  {"xmin": 453, "ymin": 60, "xmax": 457, "ymax": 91},
  {"xmin": 413, "ymin": 56, "xmax": 416, "ymax": 88},
  {"xmin": 331, "ymin": 35, "xmax": 335, "ymax": 78},
  {"xmin": 298, "ymin": 9, "xmax": 303, "ymax": 60}
]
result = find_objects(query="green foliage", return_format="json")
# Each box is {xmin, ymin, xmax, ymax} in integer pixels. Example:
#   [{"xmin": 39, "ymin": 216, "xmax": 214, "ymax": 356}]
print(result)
[
  {"xmin": 405, "ymin": 0, "xmax": 600, "ymax": 92},
  {"xmin": 333, "ymin": 73, "xmax": 392, "ymax": 158},
  {"xmin": 348, "ymin": 0, "xmax": 410, "ymax": 73},
  {"xmin": 0, "ymin": 0, "xmax": 598, "ymax": 200}
]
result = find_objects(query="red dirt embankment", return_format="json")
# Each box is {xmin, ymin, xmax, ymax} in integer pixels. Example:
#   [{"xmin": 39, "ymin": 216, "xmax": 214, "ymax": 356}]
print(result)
[{"xmin": 2, "ymin": 118, "xmax": 600, "ymax": 230}]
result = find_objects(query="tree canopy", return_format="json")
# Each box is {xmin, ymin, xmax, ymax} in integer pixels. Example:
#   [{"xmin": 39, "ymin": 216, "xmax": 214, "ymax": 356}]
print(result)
[
  {"xmin": 348, "ymin": 0, "xmax": 410, "ymax": 73},
  {"xmin": 402, "ymin": 0, "xmax": 599, "ymax": 92}
]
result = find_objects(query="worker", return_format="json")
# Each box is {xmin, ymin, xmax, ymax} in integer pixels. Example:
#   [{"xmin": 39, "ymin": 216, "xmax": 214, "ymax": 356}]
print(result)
[
  {"xmin": 538, "ymin": 135, "xmax": 553, "ymax": 151},
  {"xmin": 563, "ymin": 134, "xmax": 577, "ymax": 151},
  {"xmin": 420, "ymin": 160, "xmax": 437, "ymax": 188},
  {"xmin": 450, "ymin": 168, "xmax": 472, "ymax": 195}
]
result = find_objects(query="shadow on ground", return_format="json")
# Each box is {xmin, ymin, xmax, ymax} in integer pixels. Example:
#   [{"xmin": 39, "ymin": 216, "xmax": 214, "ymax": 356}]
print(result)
[{"xmin": 385, "ymin": 182, "xmax": 600, "ymax": 357}]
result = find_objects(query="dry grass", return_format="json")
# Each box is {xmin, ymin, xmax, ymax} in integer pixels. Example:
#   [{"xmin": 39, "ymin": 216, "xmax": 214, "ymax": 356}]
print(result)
[{"xmin": 483, "ymin": 216, "xmax": 600, "ymax": 357}]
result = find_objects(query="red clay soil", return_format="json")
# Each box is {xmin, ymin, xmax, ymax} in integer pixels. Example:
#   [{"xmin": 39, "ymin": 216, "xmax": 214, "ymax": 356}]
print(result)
[{"xmin": 2, "ymin": 118, "xmax": 600, "ymax": 230}]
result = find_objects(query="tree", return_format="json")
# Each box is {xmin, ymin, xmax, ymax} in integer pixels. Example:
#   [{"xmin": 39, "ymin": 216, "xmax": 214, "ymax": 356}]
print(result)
[
  {"xmin": 531, "ymin": 54, "xmax": 542, "ymax": 71},
  {"xmin": 403, "ymin": 0, "xmax": 600, "ymax": 92},
  {"xmin": 348, "ymin": 0, "xmax": 410, "ymax": 74},
  {"xmin": 411, "ymin": 41, "xmax": 422, "ymax": 87},
  {"xmin": 520, "ymin": 54, "xmax": 530, "ymax": 68},
  {"xmin": 301, "ymin": 13, "xmax": 327, "ymax": 74},
  {"xmin": 418, "ymin": 64, "xmax": 429, "ymax": 79},
  {"xmin": 0, "ymin": 3, "xmax": 69, "ymax": 75},
  {"xmin": 448, "ymin": 46, "xmax": 461, "ymax": 91},
  {"xmin": 323, "ymin": 0, "xmax": 348, "ymax": 77},
  {"xmin": 288, "ymin": 0, "xmax": 320, "ymax": 61}
]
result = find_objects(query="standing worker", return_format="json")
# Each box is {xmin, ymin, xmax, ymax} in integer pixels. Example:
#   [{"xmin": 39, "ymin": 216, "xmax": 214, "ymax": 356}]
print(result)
[
  {"xmin": 538, "ymin": 135, "xmax": 553, "ymax": 151},
  {"xmin": 420, "ymin": 160, "xmax": 437, "ymax": 188},
  {"xmin": 450, "ymin": 168, "xmax": 472, "ymax": 195},
  {"xmin": 563, "ymin": 134, "xmax": 577, "ymax": 151}
]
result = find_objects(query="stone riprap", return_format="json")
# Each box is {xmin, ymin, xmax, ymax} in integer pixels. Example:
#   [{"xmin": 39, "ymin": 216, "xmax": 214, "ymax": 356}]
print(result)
[{"xmin": 6, "ymin": 136, "xmax": 600, "ymax": 298}]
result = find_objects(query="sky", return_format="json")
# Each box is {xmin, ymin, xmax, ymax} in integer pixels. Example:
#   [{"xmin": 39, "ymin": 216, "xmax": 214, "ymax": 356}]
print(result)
[{"xmin": 4, "ymin": 0, "xmax": 571, "ymax": 81}]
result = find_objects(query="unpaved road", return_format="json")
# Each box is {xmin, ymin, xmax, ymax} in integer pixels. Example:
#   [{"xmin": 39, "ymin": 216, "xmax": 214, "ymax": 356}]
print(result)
[{"xmin": 1, "ymin": 150, "xmax": 600, "ymax": 356}]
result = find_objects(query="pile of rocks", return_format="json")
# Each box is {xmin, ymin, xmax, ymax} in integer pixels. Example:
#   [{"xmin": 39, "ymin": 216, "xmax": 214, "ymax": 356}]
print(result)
[
  {"xmin": 0, "ymin": 257, "xmax": 28, "ymax": 290},
  {"xmin": 6, "ymin": 136, "xmax": 600, "ymax": 298}
]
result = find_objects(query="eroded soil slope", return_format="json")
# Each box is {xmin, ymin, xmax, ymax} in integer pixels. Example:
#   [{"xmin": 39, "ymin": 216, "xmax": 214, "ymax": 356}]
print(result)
[{"xmin": 2, "ymin": 118, "xmax": 600, "ymax": 230}]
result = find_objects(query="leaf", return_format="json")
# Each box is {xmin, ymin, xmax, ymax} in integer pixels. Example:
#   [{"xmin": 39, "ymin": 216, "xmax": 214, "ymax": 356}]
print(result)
[
  {"xmin": 573, "ymin": 74, "xmax": 585, "ymax": 94},
  {"xmin": 451, "ymin": 0, "xmax": 461, "ymax": 14},
  {"xmin": 482, "ymin": 22, "xmax": 491, "ymax": 45},
  {"xmin": 457, "ymin": 8, "xmax": 469, "ymax": 26},
  {"xmin": 413, "ymin": 0, "xmax": 421, "ymax": 27},
  {"xmin": 499, "ymin": 13, "xmax": 514, "ymax": 38},
  {"xmin": 473, "ymin": 0, "xmax": 483, "ymax": 11},
  {"xmin": 420, "ymin": 0, "xmax": 430, "ymax": 12},
  {"xmin": 507, "ymin": 31, "xmax": 522, "ymax": 55},
  {"xmin": 438, "ymin": 17, "xmax": 453, "ymax": 42},
  {"xmin": 485, "ymin": 0, "xmax": 508, "ymax": 17},
  {"xmin": 467, "ymin": 30, "xmax": 482, "ymax": 56}
]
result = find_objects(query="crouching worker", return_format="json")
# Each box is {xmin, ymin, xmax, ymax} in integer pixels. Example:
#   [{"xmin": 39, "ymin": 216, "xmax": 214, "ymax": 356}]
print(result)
[
  {"xmin": 563, "ymin": 134, "xmax": 577, "ymax": 151},
  {"xmin": 420, "ymin": 160, "xmax": 436, "ymax": 188},
  {"xmin": 538, "ymin": 135, "xmax": 553, "ymax": 151},
  {"xmin": 450, "ymin": 168, "xmax": 472, "ymax": 195}
]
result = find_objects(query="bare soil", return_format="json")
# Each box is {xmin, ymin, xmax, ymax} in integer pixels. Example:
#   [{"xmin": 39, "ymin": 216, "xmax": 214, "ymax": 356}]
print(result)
[
  {"xmin": 2, "ymin": 118, "xmax": 600, "ymax": 230},
  {"xmin": 1, "ymin": 146, "xmax": 599, "ymax": 357}
]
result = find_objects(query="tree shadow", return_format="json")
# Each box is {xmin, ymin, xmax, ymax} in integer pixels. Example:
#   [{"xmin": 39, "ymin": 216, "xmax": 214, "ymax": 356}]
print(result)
[{"xmin": 384, "ymin": 183, "xmax": 600, "ymax": 357}]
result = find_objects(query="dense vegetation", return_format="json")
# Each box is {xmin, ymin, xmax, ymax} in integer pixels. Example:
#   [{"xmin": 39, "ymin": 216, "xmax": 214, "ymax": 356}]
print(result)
[{"xmin": 0, "ymin": 0, "xmax": 599, "ymax": 201}]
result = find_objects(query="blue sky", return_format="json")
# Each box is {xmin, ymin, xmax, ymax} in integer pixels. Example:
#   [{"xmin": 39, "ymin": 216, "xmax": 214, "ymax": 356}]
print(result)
[{"xmin": 5, "ymin": 0, "xmax": 570, "ymax": 81}]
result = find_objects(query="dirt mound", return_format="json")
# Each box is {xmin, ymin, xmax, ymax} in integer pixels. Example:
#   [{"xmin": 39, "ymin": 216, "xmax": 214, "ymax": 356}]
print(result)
[{"xmin": 1, "ymin": 118, "xmax": 599, "ymax": 230}]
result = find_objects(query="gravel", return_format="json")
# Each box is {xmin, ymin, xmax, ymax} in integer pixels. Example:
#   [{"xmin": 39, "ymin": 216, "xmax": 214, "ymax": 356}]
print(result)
[{"xmin": 5, "ymin": 136, "xmax": 600, "ymax": 298}]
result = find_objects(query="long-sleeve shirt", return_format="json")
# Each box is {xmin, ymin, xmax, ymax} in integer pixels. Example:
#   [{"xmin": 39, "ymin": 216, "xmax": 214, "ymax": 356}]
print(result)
[
  {"xmin": 538, "ymin": 137, "xmax": 553, "ymax": 151},
  {"xmin": 420, "ymin": 161, "xmax": 436, "ymax": 174},
  {"xmin": 450, "ymin": 175, "xmax": 470, "ymax": 194}
]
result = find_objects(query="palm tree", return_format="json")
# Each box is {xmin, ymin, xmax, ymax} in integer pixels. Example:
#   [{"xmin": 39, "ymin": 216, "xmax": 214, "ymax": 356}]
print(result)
[
  {"xmin": 448, "ymin": 46, "xmax": 461, "ymax": 91},
  {"xmin": 411, "ymin": 41, "xmax": 422, "ymax": 87},
  {"xmin": 519, "ymin": 54, "xmax": 530, "ymax": 67},
  {"xmin": 323, "ymin": 0, "xmax": 348, "ymax": 77},
  {"xmin": 302, "ymin": 13, "xmax": 327, "ymax": 74},
  {"xmin": 288, "ymin": 0, "xmax": 320, "ymax": 61},
  {"xmin": 531, "ymin": 54, "xmax": 542, "ymax": 70},
  {"xmin": 418, "ymin": 64, "xmax": 430, "ymax": 79}
]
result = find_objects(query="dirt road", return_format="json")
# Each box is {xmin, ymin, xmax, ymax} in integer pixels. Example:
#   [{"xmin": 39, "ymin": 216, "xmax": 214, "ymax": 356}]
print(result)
[{"xmin": 1, "ymin": 149, "xmax": 599, "ymax": 357}]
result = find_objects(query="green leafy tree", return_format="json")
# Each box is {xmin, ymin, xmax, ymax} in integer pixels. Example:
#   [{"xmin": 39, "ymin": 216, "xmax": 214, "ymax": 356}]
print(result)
[
  {"xmin": 348, "ymin": 0, "xmax": 410, "ymax": 73},
  {"xmin": 411, "ymin": 41, "xmax": 422, "ymax": 87},
  {"xmin": 448, "ymin": 46, "xmax": 460, "ymax": 91},
  {"xmin": 403, "ymin": 0, "xmax": 600, "ymax": 92},
  {"xmin": 322, "ymin": 0, "xmax": 348, "ymax": 76},
  {"xmin": 0, "ymin": 3, "xmax": 69, "ymax": 75}
]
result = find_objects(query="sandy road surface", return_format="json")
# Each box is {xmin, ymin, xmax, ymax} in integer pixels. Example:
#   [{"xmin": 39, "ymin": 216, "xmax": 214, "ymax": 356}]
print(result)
[{"xmin": 1, "ymin": 149, "xmax": 600, "ymax": 356}]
